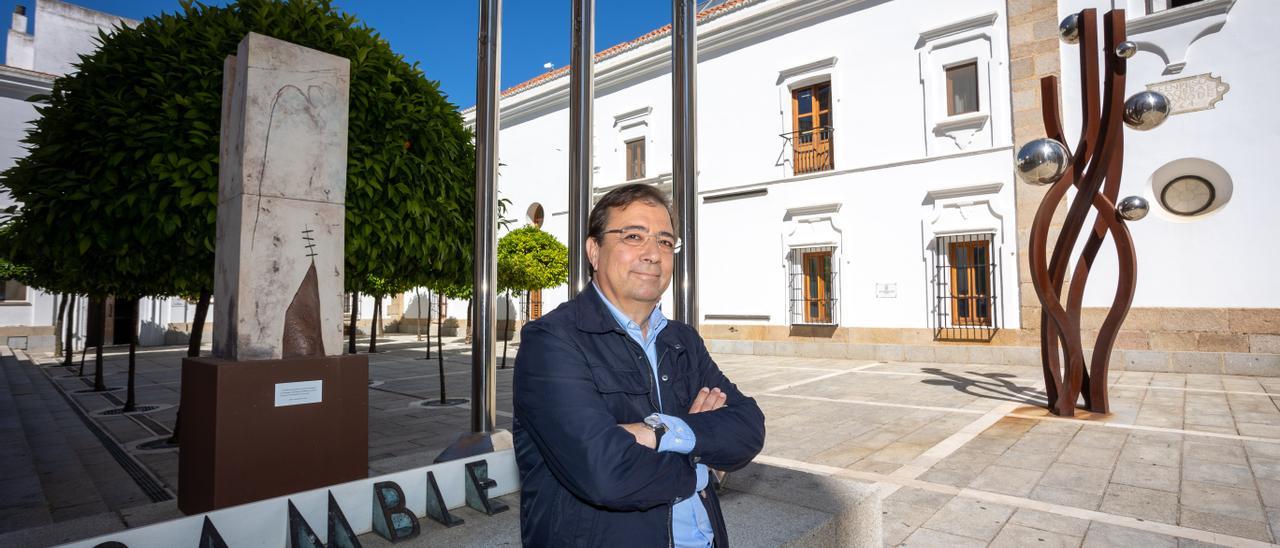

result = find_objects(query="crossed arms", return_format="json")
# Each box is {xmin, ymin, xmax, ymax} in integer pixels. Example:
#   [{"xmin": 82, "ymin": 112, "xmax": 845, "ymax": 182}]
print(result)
[{"xmin": 513, "ymin": 323, "xmax": 765, "ymax": 511}]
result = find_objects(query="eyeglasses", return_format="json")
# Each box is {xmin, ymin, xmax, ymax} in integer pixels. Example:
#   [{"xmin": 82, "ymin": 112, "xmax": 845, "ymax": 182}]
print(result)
[{"xmin": 602, "ymin": 227, "xmax": 682, "ymax": 253}]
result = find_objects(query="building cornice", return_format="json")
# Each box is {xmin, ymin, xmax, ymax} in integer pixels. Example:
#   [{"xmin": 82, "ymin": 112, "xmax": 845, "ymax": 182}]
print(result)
[
  {"xmin": 466, "ymin": 0, "xmax": 875, "ymax": 127},
  {"xmin": 0, "ymin": 65, "xmax": 55, "ymax": 100},
  {"xmin": 1127, "ymin": 0, "xmax": 1235, "ymax": 34},
  {"xmin": 917, "ymin": 12, "xmax": 999, "ymax": 45}
]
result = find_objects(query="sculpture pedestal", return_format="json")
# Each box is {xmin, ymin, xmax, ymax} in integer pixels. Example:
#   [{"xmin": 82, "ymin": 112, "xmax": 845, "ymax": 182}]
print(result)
[{"xmin": 177, "ymin": 354, "xmax": 368, "ymax": 514}]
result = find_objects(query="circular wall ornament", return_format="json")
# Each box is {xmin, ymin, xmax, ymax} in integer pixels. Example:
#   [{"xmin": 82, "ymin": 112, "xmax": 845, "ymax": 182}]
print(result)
[
  {"xmin": 1159, "ymin": 175, "xmax": 1215, "ymax": 216},
  {"xmin": 1147, "ymin": 158, "xmax": 1232, "ymax": 221}
]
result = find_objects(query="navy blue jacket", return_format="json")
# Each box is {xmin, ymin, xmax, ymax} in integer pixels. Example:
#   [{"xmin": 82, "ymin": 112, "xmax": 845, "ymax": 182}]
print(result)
[{"xmin": 513, "ymin": 288, "xmax": 766, "ymax": 547}]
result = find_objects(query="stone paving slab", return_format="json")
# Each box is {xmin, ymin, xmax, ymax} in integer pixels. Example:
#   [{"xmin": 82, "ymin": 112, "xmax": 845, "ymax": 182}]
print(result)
[{"xmin": 8, "ymin": 339, "xmax": 1280, "ymax": 546}]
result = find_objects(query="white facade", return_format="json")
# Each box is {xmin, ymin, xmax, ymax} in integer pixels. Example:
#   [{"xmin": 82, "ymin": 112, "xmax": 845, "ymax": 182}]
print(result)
[
  {"xmin": 1059, "ymin": 0, "xmax": 1279, "ymax": 309},
  {"xmin": 480, "ymin": 0, "xmax": 1021, "ymax": 334}
]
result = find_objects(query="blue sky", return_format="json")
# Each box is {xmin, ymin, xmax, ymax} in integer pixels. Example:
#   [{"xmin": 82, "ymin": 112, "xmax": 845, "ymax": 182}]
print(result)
[{"xmin": 0, "ymin": 0, "xmax": 678, "ymax": 109}]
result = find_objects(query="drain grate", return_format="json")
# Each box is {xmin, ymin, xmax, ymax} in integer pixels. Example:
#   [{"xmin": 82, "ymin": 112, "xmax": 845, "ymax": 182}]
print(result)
[
  {"xmin": 135, "ymin": 437, "xmax": 179, "ymax": 452},
  {"xmin": 44, "ymin": 370, "xmax": 173, "ymax": 502},
  {"xmin": 95, "ymin": 405, "xmax": 161, "ymax": 416},
  {"xmin": 73, "ymin": 386, "xmax": 121, "ymax": 394}
]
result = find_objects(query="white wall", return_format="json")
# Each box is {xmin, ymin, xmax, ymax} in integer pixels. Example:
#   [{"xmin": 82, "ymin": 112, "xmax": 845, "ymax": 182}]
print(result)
[
  {"xmin": 21, "ymin": 0, "xmax": 135, "ymax": 75},
  {"xmin": 1058, "ymin": 0, "xmax": 1280, "ymax": 308},
  {"xmin": 486, "ymin": 0, "xmax": 1017, "ymax": 330}
]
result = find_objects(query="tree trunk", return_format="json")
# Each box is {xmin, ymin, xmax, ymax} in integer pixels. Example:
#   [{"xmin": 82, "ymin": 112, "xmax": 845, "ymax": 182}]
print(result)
[
  {"xmin": 348, "ymin": 292, "xmax": 359, "ymax": 354},
  {"xmin": 123, "ymin": 298, "xmax": 139, "ymax": 412},
  {"xmin": 466, "ymin": 299, "xmax": 473, "ymax": 342},
  {"xmin": 187, "ymin": 289, "xmax": 211, "ymax": 358},
  {"xmin": 53, "ymin": 294, "xmax": 68, "ymax": 357},
  {"xmin": 93, "ymin": 298, "xmax": 106, "ymax": 391},
  {"xmin": 368, "ymin": 294, "xmax": 381, "ymax": 353},
  {"xmin": 63, "ymin": 295, "xmax": 76, "ymax": 367},
  {"xmin": 414, "ymin": 289, "xmax": 423, "ymax": 342},
  {"xmin": 424, "ymin": 290, "xmax": 431, "ymax": 359},
  {"xmin": 501, "ymin": 292, "xmax": 510, "ymax": 369},
  {"xmin": 437, "ymin": 298, "xmax": 446, "ymax": 403}
]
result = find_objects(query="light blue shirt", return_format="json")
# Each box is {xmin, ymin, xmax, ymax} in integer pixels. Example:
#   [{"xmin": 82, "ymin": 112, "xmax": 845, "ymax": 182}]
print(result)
[{"xmin": 594, "ymin": 284, "xmax": 713, "ymax": 548}]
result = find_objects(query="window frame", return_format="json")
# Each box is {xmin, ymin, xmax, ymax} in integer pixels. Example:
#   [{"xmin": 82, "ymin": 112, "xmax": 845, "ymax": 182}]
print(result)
[
  {"xmin": 789, "ymin": 81, "xmax": 834, "ymax": 175},
  {"xmin": 801, "ymin": 250, "xmax": 833, "ymax": 324},
  {"xmin": 945, "ymin": 61, "xmax": 980, "ymax": 117},
  {"xmin": 625, "ymin": 138, "xmax": 646, "ymax": 181},
  {"xmin": 947, "ymin": 239, "xmax": 993, "ymax": 327},
  {"xmin": 0, "ymin": 279, "xmax": 29, "ymax": 303}
]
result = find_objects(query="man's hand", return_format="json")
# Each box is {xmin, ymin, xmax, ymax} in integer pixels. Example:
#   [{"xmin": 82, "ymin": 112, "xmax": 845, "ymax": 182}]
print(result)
[
  {"xmin": 689, "ymin": 387, "xmax": 726, "ymax": 414},
  {"xmin": 620, "ymin": 422, "xmax": 657, "ymax": 449}
]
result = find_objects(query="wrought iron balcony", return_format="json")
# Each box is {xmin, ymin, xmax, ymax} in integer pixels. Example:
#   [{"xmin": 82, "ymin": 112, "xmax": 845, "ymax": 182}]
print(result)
[{"xmin": 781, "ymin": 126, "xmax": 834, "ymax": 175}]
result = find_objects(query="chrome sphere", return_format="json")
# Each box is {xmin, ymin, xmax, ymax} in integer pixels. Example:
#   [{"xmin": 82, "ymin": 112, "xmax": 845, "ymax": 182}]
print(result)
[
  {"xmin": 1115, "ymin": 41, "xmax": 1138, "ymax": 59},
  {"xmin": 1116, "ymin": 196, "xmax": 1150, "ymax": 221},
  {"xmin": 1123, "ymin": 91, "xmax": 1170, "ymax": 131},
  {"xmin": 1015, "ymin": 138, "xmax": 1071, "ymax": 186},
  {"xmin": 1059, "ymin": 13, "xmax": 1081, "ymax": 44}
]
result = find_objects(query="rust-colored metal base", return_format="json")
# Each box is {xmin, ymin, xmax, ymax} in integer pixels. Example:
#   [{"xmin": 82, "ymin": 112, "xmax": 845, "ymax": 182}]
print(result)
[{"xmin": 177, "ymin": 354, "xmax": 368, "ymax": 514}]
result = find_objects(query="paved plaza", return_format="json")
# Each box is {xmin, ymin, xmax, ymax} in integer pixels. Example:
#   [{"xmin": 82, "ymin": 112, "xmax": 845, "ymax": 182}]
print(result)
[{"xmin": 2, "ymin": 335, "xmax": 1279, "ymax": 546}]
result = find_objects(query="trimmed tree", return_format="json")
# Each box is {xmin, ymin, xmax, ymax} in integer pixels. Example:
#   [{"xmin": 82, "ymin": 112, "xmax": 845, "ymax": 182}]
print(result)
[
  {"xmin": 497, "ymin": 226, "xmax": 569, "ymax": 367},
  {"xmin": 1, "ymin": 0, "xmax": 474, "ymax": 351},
  {"xmin": 0, "ymin": 0, "xmax": 474, "ymax": 428}
]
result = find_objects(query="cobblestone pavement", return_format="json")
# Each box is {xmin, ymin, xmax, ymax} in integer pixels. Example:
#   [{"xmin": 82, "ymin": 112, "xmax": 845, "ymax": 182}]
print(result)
[{"xmin": 3, "ymin": 335, "xmax": 1280, "ymax": 546}]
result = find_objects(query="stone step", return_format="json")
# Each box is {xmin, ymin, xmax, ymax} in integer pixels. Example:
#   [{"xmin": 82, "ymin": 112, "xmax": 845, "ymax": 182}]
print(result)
[{"xmin": 705, "ymin": 339, "xmax": 1280, "ymax": 376}]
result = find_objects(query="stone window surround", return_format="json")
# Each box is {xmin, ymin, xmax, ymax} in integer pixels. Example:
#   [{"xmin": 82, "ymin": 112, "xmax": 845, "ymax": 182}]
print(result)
[
  {"xmin": 775, "ymin": 56, "xmax": 838, "ymax": 179},
  {"xmin": 1124, "ymin": 0, "xmax": 1236, "ymax": 75},
  {"xmin": 782, "ymin": 202, "xmax": 843, "ymax": 327},
  {"xmin": 917, "ymin": 12, "xmax": 998, "ymax": 156},
  {"xmin": 613, "ymin": 106, "xmax": 652, "ymax": 182}
]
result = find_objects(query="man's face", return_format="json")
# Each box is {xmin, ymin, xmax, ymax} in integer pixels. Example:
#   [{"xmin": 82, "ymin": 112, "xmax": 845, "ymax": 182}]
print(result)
[{"xmin": 587, "ymin": 201, "xmax": 675, "ymax": 311}]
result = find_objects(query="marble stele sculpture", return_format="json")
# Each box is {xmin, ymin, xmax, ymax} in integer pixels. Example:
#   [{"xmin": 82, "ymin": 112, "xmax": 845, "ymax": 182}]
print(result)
[
  {"xmin": 212, "ymin": 32, "xmax": 349, "ymax": 361},
  {"xmin": 180, "ymin": 32, "xmax": 367, "ymax": 515}
]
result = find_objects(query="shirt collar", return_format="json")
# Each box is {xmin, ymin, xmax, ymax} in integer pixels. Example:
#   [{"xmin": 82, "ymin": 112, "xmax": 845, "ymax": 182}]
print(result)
[{"xmin": 591, "ymin": 282, "xmax": 667, "ymax": 336}]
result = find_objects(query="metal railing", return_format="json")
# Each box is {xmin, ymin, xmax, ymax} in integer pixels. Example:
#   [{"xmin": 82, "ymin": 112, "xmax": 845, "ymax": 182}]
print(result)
[
  {"xmin": 787, "ymin": 246, "xmax": 839, "ymax": 325},
  {"xmin": 932, "ymin": 233, "xmax": 1002, "ymax": 342},
  {"xmin": 780, "ymin": 126, "xmax": 834, "ymax": 175}
]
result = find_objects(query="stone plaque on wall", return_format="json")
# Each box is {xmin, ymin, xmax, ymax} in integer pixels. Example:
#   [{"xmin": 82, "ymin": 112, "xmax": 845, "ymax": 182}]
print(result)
[{"xmin": 1146, "ymin": 73, "xmax": 1229, "ymax": 116}]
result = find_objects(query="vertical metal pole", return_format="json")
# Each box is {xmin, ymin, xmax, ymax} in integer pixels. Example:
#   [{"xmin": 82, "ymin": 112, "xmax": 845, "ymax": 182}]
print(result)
[
  {"xmin": 567, "ymin": 0, "xmax": 594, "ymax": 298},
  {"xmin": 471, "ymin": 0, "xmax": 501, "ymax": 434},
  {"xmin": 671, "ymin": 0, "xmax": 698, "ymax": 328}
]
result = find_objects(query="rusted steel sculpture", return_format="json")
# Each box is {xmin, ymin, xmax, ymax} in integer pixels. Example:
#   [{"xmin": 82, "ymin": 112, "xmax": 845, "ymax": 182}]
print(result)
[{"xmin": 1014, "ymin": 9, "xmax": 1169, "ymax": 417}]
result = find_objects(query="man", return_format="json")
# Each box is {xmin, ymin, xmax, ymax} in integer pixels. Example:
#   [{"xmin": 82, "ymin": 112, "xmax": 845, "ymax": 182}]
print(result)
[{"xmin": 513, "ymin": 183, "xmax": 766, "ymax": 547}]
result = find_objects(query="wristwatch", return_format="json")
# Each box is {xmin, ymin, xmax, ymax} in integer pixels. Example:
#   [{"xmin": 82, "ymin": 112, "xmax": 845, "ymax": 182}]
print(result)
[{"xmin": 643, "ymin": 413, "xmax": 667, "ymax": 447}]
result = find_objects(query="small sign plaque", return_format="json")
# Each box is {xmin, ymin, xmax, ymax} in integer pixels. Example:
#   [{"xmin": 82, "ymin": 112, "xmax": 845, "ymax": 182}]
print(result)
[
  {"xmin": 876, "ymin": 283, "xmax": 897, "ymax": 299},
  {"xmin": 1147, "ymin": 73, "xmax": 1229, "ymax": 116},
  {"xmin": 274, "ymin": 380, "xmax": 323, "ymax": 407}
]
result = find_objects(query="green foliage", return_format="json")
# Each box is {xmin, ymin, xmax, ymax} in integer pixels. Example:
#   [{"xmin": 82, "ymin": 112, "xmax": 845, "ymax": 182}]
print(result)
[
  {"xmin": 497, "ymin": 226, "xmax": 569, "ymax": 293},
  {"xmin": 0, "ymin": 0, "xmax": 474, "ymax": 298}
]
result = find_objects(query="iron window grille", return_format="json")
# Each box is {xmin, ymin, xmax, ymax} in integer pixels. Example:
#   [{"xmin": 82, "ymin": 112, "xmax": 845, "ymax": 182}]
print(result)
[
  {"xmin": 788, "ymin": 246, "xmax": 839, "ymax": 326},
  {"xmin": 932, "ymin": 233, "xmax": 1001, "ymax": 341}
]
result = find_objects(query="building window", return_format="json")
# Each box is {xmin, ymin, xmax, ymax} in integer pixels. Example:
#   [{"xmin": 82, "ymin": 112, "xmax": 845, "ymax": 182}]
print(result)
[
  {"xmin": 789, "ymin": 82, "xmax": 834, "ymax": 174},
  {"xmin": 529, "ymin": 289, "xmax": 543, "ymax": 320},
  {"xmin": 788, "ymin": 246, "xmax": 838, "ymax": 325},
  {"xmin": 625, "ymin": 138, "xmax": 645, "ymax": 180},
  {"xmin": 526, "ymin": 202, "xmax": 545, "ymax": 228},
  {"xmin": 1147, "ymin": 0, "xmax": 1204, "ymax": 13},
  {"xmin": 933, "ymin": 233, "xmax": 1001, "ymax": 341},
  {"xmin": 0, "ymin": 280, "xmax": 27, "ymax": 302},
  {"xmin": 945, "ymin": 62, "xmax": 979, "ymax": 116}
]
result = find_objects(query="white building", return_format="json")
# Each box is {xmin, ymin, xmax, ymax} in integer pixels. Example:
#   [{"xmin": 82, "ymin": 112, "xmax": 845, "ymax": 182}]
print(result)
[
  {"xmin": 476, "ymin": 0, "xmax": 1279, "ymax": 373},
  {"xmin": 0, "ymin": 0, "xmax": 141, "ymax": 351}
]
